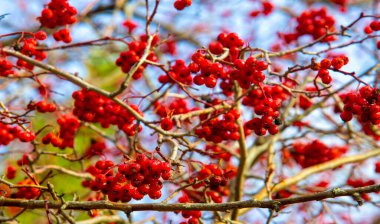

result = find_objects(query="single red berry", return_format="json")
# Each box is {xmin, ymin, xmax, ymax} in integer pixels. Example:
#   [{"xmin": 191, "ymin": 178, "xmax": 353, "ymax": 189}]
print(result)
[
  {"xmin": 35, "ymin": 31, "xmax": 47, "ymax": 40},
  {"xmin": 340, "ymin": 110, "xmax": 353, "ymax": 122},
  {"xmin": 161, "ymin": 117, "xmax": 173, "ymax": 131},
  {"xmin": 320, "ymin": 59, "xmax": 331, "ymax": 69},
  {"xmin": 364, "ymin": 26, "xmax": 373, "ymax": 34}
]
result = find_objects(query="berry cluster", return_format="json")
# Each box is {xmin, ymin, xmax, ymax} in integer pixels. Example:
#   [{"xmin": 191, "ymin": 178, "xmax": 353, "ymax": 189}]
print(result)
[
  {"xmin": 338, "ymin": 86, "xmax": 380, "ymax": 124},
  {"xmin": 249, "ymin": 1, "xmax": 274, "ymax": 17},
  {"xmin": 337, "ymin": 86, "xmax": 380, "ymax": 139},
  {"xmin": 6, "ymin": 165, "xmax": 16, "ymax": 179},
  {"xmin": 189, "ymin": 53, "xmax": 223, "ymax": 88},
  {"xmin": 0, "ymin": 56, "xmax": 15, "ymax": 77},
  {"xmin": 231, "ymin": 56, "xmax": 268, "ymax": 89},
  {"xmin": 115, "ymin": 35, "xmax": 159, "ymax": 80},
  {"xmin": 159, "ymin": 60, "xmax": 192, "ymax": 85},
  {"xmin": 314, "ymin": 56, "xmax": 349, "ymax": 84},
  {"xmin": 28, "ymin": 101, "xmax": 56, "ymax": 113},
  {"xmin": 364, "ymin": 20, "xmax": 380, "ymax": 35},
  {"xmin": 38, "ymin": 0, "xmax": 77, "ymax": 43},
  {"xmin": 16, "ymin": 34, "xmax": 47, "ymax": 70},
  {"xmin": 72, "ymin": 89, "xmax": 142, "ymax": 136},
  {"xmin": 174, "ymin": 0, "xmax": 192, "ymax": 10},
  {"xmin": 290, "ymin": 140, "xmax": 348, "ymax": 168},
  {"xmin": 85, "ymin": 139, "xmax": 107, "ymax": 158},
  {"xmin": 281, "ymin": 8, "xmax": 336, "ymax": 43},
  {"xmin": 38, "ymin": 0, "xmax": 77, "ymax": 28},
  {"xmin": 17, "ymin": 154, "xmax": 31, "ymax": 166},
  {"xmin": 187, "ymin": 164, "xmax": 236, "ymax": 203},
  {"xmin": 347, "ymin": 178, "xmax": 376, "ymax": 201},
  {"xmin": 194, "ymin": 109, "xmax": 240, "ymax": 143},
  {"xmin": 12, "ymin": 179, "xmax": 40, "ymax": 199},
  {"xmin": 376, "ymin": 162, "xmax": 380, "ymax": 173},
  {"xmin": 177, "ymin": 193, "xmax": 201, "ymax": 224},
  {"xmin": 154, "ymin": 98, "xmax": 195, "ymax": 130},
  {"xmin": 82, "ymin": 154, "xmax": 171, "ymax": 202},
  {"xmin": 0, "ymin": 124, "xmax": 35, "ymax": 146},
  {"xmin": 42, "ymin": 114, "xmax": 80, "ymax": 149},
  {"xmin": 186, "ymin": 33, "xmax": 264, "ymax": 91},
  {"xmin": 154, "ymin": 99, "xmax": 192, "ymax": 118},
  {"xmin": 190, "ymin": 33, "xmax": 244, "ymax": 84},
  {"xmin": 244, "ymin": 85, "xmax": 288, "ymax": 135},
  {"xmin": 53, "ymin": 28, "xmax": 72, "ymax": 43}
]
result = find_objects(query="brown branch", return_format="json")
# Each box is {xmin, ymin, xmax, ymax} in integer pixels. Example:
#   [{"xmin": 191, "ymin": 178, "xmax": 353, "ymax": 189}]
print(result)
[
  {"xmin": 33, "ymin": 165, "xmax": 94, "ymax": 180},
  {"xmin": 0, "ymin": 184, "xmax": 378, "ymax": 212}
]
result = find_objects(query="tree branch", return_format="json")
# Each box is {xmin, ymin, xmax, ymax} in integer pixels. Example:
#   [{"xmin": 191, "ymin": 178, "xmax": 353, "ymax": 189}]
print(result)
[{"xmin": 0, "ymin": 184, "xmax": 378, "ymax": 213}]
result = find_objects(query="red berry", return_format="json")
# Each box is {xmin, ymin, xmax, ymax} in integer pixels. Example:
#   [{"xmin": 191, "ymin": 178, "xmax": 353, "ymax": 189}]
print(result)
[{"xmin": 161, "ymin": 117, "xmax": 173, "ymax": 131}]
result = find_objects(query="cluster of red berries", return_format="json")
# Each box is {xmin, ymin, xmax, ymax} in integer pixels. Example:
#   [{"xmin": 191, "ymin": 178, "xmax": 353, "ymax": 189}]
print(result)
[
  {"xmin": 177, "ymin": 193, "xmax": 201, "ymax": 224},
  {"xmin": 249, "ymin": 1, "xmax": 274, "ymax": 17},
  {"xmin": 205, "ymin": 144, "xmax": 232, "ymax": 161},
  {"xmin": 338, "ymin": 86, "xmax": 380, "ymax": 124},
  {"xmin": 38, "ymin": 0, "xmax": 77, "ymax": 28},
  {"xmin": 347, "ymin": 178, "xmax": 376, "ymax": 201},
  {"xmin": 187, "ymin": 164, "xmax": 236, "ymax": 203},
  {"xmin": 368, "ymin": 23, "xmax": 380, "ymax": 49},
  {"xmin": 337, "ymin": 86, "xmax": 380, "ymax": 139},
  {"xmin": 364, "ymin": 20, "xmax": 380, "ymax": 35},
  {"xmin": 6, "ymin": 165, "xmax": 16, "ymax": 179},
  {"xmin": 72, "ymin": 89, "xmax": 142, "ymax": 136},
  {"xmin": 189, "ymin": 35, "xmax": 269, "ymax": 94},
  {"xmin": 82, "ymin": 154, "xmax": 171, "ymax": 202},
  {"xmin": 0, "ymin": 56, "xmax": 15, "ymax": 77},
  {"xmin": 115, "ymin": 35, "xmax": 159, "ymax": 80},
  {"xmin": 154, "ymin": 98, "xmax": 195, "ymax": 131},
  {"xmin": 154, "ymin": 99, "xmax": 192, "ymax": 118},
  {"xmin": 314, "ymin": 56, "xmax": 349, "ymax": 84},
  {"xmin": 16, "ymin": 33, "xmax": 47, "ymax": 70},
  {"xmin": 243, "ymin": 86, "xmax": 287, "ymax": 135},
  {"xmin": 38, "ymin": 0, "xmax": 77, "ymax": 43},
  {"xmin": 195, "ymin": 109, "xmax": 240, "ymax": 143},
  {"xmin": 0, "ymin": 123, "xmax": 35, "ymax": 145},
  {"xmin": 53, "ymin": 28, "xmax": 72, "ymax": 43},
  {"xmin": 171, "ymin": 33, "xmax": 248, "ymax": 91},
  {"xmin": 375, "ymin": 162, "xmax": 380, "ymax": 173},
  {"xmin": 12, "ymin": 179, "xmax": 40, "ymax": 199},
  {"xmin": 28, "ymin": 100, "xmax": 56, "ymax": 113},
  {"xmin": 159, "ymin": 60, "xmax": 192, "ymax": 85},
  {"xmin": 231, "ymin": 56, "xmax": 269, "ymax": 89},
  {"xmin": 17, "ymin": 154, "xmax": 31, "ymax": 166},
  {"xmin": 281, "ymin": 8, "xmax": 336, "ymax": 43},
  {"xmin": 212, "ymin": 32, "xmax": 244, "ymax": 57},
  {"xmin": 85, "ymin": 139, "xmax": 107, "ymax": 158},
  {"xmin": 42, "ymin": 114, "xmax": 80, "ymax": 149},
  {"xmin": 189, "ymin": 54, "xmax": 224, "ymax": 88},
  {"xmin": 290, "ymin": 140, "xmax": 348, "ymax": 168},
  {"xmin": 174, "ymin": 0, "xmax": 192, "ymax": 10}
]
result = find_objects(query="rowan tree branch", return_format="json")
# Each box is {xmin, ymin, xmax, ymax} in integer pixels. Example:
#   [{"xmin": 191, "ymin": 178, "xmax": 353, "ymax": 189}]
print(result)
[{"xmin": 0, "ymin": 184, "xmax": 378, "ymax": 212}]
